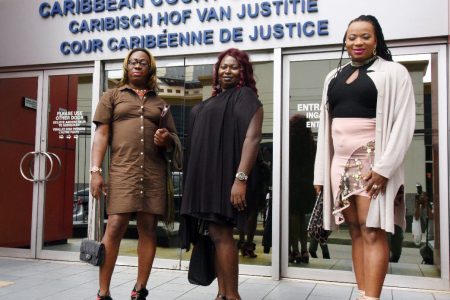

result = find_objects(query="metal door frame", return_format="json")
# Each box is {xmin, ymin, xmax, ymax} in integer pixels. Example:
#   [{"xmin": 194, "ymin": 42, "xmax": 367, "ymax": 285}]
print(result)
[
  {"xmin": 280, "ymin": 44, "xmax": 449, "ymax": 290},
  {"xmin": 0, "ymin": 71, "xmax": 43, "ymax": 258},
  {"xmin": 37, "ymin": 67, "xmax": 95, "ymax": 261}
]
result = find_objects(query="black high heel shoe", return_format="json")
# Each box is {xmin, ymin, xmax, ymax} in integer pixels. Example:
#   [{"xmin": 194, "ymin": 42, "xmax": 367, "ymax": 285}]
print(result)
[
  {"xmin": 289, "ymin": 250, "xmax": 300, "ymax": 263},
  {"xmin": 241, "ymin": 242, "xmax": 257, "ymax": 258},
  {"xmin": 130, "ymin": 286, "xmax": 148, "ymax": 300},
  {"xmin": 299, "ymin": 251, "xmax": 309, "ymax": 264}
]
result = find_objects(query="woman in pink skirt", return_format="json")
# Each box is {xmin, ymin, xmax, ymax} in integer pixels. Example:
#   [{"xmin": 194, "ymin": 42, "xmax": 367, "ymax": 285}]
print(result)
[{"xmin": 314, "ymin": 15, "xmax": 415, "ymax": 300}]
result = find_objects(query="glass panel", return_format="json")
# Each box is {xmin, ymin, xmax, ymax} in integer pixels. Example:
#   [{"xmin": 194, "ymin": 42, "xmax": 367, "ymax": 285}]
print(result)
[
  {"xmin": 287, "ymin": 54, "xmax": 440, "ymax": 277},
  {"xmin": 0, "ymin": 76, "xmax": 39, "ymax": 249},
  {"xmin": 104, "ymin": 66, "xmax": 187, "ymax": 262},
  {"xmin": 104, "ymin": 59, "xmax": 274, "ymax": 267},
  {"xmin": 43, "ymin": 74, "xmax": 93, "ymax": 251},
  {"xmin": 179, "ymin": 62, "xmax": 274, "ymax": 267}
]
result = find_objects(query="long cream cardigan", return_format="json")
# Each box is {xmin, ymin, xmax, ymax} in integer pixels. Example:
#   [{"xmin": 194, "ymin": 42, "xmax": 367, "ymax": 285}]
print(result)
[{"xmin": 313, "ymin": 57, "xmax": 416, "ymax": 234}]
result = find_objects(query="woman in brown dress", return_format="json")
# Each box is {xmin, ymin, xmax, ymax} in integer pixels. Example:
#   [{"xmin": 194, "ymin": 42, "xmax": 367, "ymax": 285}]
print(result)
[
  {"xmin": 90, "ymin": 48, "xmax": 180, "ymax": 300},
  {"xmin": 181, "ymin": 48, "xmax": 263, "ymax": 300}
]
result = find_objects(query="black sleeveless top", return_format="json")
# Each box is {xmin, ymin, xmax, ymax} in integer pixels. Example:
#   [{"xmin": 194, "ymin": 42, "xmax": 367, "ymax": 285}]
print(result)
[{"xmin": 328, "ymin": 60, "xmax": 377, "ymax": 119}]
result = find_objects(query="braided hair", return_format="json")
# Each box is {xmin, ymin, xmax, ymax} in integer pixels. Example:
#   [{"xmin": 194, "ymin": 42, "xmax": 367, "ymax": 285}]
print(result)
[{"xmin": 335, "ymin": 15, "xmax": 392, "ymax": 72}]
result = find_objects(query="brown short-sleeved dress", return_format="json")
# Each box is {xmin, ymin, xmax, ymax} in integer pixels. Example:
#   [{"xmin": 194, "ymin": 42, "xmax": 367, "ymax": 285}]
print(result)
[{"xmin": 93, "ymin": 84, "xmax": 178, "ymax": 215}]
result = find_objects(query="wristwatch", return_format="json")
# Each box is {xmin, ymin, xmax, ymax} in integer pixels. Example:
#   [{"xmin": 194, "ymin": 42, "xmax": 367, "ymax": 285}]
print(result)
[
  {"xmin": 235, "ymin": 171, "xmax": 248, "ymax": 182},
  {"xmin": 90, "ymin": 166, "xmax": 102, "ymax": 174}
]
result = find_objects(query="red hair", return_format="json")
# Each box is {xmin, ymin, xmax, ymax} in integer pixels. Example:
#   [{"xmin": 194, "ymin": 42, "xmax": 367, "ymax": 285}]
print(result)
[{"xmin": 212, "ymin": 48, "xmax": 258, "ymax": 96}]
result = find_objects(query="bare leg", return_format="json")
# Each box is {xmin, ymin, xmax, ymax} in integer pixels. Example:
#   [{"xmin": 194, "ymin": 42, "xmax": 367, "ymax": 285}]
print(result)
[
  {"xmin": 209, "ymin": 223, "xmax": 240, "ymax": 300},
  {"xmin": 135, "ymin": 212, "xmax": 158, "ymax": 290},
  {"xmin": 99, "ymin": 213, "xmax": 131, "ymax": 296},
  {"xmin": 342, "ymin": 198, "xmax": 365, "ymax": 292},
  {"xmin": 354, "ymin": 195, "xmax": 388, "ymax": 298}
]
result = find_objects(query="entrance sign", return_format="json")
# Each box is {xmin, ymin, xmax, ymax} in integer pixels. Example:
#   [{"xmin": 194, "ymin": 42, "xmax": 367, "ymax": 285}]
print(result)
[{"xmin": 52, "ymin": 110, "xmax": 87, "ymax": 139}]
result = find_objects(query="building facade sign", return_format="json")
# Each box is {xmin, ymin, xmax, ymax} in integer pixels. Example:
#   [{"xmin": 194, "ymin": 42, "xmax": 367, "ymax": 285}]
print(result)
[{"xmin": 0, "ymin": 0, "xmax": 448, "ymax": 67}]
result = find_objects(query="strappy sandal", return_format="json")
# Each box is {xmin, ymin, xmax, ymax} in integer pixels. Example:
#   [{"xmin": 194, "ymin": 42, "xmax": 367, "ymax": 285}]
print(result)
[
  {"xmin": 216, "ymin": 293, "xmax": 226, "ymax": 300},
  {"xmin": 97, "ymin": 291, "xmax": 113, "ymax": 300},
  {"xmin": 130, "ymin": 286, "xmax": 149, "ymax": 300}
]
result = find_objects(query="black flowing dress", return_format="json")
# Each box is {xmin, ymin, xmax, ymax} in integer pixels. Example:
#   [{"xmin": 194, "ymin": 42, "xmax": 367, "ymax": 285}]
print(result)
[{"xmin": 180, "ymin": 86, "xmax": 262, "ymax": 249}]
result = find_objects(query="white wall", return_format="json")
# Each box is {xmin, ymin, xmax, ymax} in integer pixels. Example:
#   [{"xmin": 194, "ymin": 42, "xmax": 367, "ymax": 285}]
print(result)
[{"xmin": 0, "ymin": 0, "xmax": 447, "ymax": 67}]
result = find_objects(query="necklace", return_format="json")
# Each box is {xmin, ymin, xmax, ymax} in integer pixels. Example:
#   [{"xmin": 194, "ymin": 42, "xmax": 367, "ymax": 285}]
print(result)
[
  {"xmin": 350, "ymin": 56, "xmax": 377, "ymax": 68},
  {"xmin": 132, "ymin": 88, "xmax": 149, "ymax": 98}
]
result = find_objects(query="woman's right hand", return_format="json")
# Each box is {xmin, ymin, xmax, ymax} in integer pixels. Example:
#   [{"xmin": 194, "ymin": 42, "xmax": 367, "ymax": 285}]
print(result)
[
  {"xmin": 314, "ymin": 185, "xmax": 323, "ymax": 196},
  {"xmin": 90, "ymin": 173, "xmax": 107, "ymax": 199}
]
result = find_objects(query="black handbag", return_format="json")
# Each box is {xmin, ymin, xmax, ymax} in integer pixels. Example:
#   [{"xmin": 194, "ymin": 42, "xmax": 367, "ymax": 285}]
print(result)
[
  {"xmin": 80, "ymin": 238, "xmax": 105, "ymax": 266},
  {"xmin": 188, "ymin": 233, "xmax": 216, "ymax": 286},
  {"xmin": 80, "ymin": 197, "xmax": 105, "ymax": 266},
  {"xmin": 307, "ymin": 192, "xmax": 331, "ymax": 245}
]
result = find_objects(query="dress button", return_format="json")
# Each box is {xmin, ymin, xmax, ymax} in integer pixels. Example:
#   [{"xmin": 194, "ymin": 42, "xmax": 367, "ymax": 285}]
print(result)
[
  {"xmin": 140, "ymin": 178, "xmax": 144, "ymax": 181},
  {"xmin": 141, "ymin": 139, "xmax": 144, "ymax": 142},
  {"xmin": 140, "ymin": 126, "xmax": 144, "ymax": 129},
  {"xmin": 140, "ymin": 152, "xmax": 143, "ymax": 155},
  {"xmin": 140, "ymin": 190, "xmax": 143, "ymax": 194},
  {"xmin": 140, "ymin": 116, "xmax": 143, "ymax": 119},
  {"xmin": 141, "ymin": 106, "xmax": 144, "ymax": 109},
  {"xmin": 140, "ymin": 165, "xmax": 143, "ymax": 168}
]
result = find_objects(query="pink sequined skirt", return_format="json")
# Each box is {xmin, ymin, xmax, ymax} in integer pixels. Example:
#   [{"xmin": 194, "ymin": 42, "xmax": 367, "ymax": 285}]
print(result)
[{"xmin": 331, "ymin": 118, "xmax": 376, "ymax": 208}]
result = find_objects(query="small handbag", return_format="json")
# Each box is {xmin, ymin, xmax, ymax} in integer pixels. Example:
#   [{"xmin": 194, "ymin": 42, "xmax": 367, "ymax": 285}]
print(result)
[
  {"xmin": 158, "ymin": 104, "xmax": 177, "ymax": 228},
  {"xmin": 307, "ymin": 192, "xmax": 331, "ymax": 245},
  {"xmin": 80, "ymin": 197, "xmax": 105, "ymax": 266},
  {"xmin": 188, "ymin": 231, "xmax": 216, "ymax": 286}
]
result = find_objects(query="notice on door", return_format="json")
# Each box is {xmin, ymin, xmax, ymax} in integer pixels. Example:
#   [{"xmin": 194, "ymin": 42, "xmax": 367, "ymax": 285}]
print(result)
[{"xmin": 52, "ymin": 110, "xmax": 87, "ymax": 139}]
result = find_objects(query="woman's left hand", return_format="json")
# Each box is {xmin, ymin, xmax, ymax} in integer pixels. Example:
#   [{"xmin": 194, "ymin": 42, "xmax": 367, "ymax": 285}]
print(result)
[
  {"xmin": 364, "ymin": 170, "xmax": 388, "ymax": 198},
  {"xmin": 230, "ymin": 181, "xmax": 247, "ymax": 211},
  {"xmin": 154, "ymin": 128, "xmax": 173, "ymax": 148}
]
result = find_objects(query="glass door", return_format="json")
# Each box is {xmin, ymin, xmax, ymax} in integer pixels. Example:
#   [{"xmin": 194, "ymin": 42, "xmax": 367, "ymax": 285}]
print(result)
[
  {"xmin": 104, "ymin": 59, "xmax": 186, "ymax": 268},
  {"xmin": 103, "ymin": 53, "xmax": 275, "ymax": 274},
  {"xmin": 38, "ymin": 69, "xmax": 94, "ymax": 259},
  {"xmin": 282, "ymin": 47, "xmax": 448, "ymax": 288},
  {"xmin": 0, "ymin": 72, "xmax": 43, "ymax": 258}
]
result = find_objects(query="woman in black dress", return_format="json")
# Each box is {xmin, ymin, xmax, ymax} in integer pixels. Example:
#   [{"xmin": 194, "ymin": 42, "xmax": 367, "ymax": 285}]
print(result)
[{"xmin": 181, "ymin": 48, "xmax": 263, "ymax": 300}]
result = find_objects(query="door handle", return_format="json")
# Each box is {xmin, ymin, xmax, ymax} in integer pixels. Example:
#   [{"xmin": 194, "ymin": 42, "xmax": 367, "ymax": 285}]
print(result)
[
  {"xmin": 19, "ymin": 151, "xmax": 37, "ymax": 182},
  {"xmin": 40, "ymin": 151, "xmax": 54, "ymax": 182},
  {"xmin": 45, "ymin": 152, "xmax": 61, "ymax": 181}
]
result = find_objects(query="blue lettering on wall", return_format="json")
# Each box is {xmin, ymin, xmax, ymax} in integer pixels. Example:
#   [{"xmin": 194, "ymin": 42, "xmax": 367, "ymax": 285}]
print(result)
[
  {"xmin": 39, "ymin": 0, "xmax": 145, "ymax": 17},
  {"xmin": 42, "ymin": 0, "xmax": 331, "ymax": 55},
  {"xmin": 197, "ymin": 6, "xmax": 231, "ymax": 22},
  {"xmin": 317, "ymin": 20, "xmax": 329, "ymax": 36},
  {"xmin": 60, "ymin": 39, "xmax": 103, "ymax": 55}
]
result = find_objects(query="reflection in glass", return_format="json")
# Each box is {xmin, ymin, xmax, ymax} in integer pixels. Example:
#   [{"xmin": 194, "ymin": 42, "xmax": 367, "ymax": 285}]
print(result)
[
  {"xmin": 288, "ymin": 114, "xmax": 323, "ymax": 264},
  {"xmin": 104, "ymin": 61, "xmax": 274, "ymax": 267},
  {"xmin": 43, "ymin": 74, "xmax": 93, "ymax": 252}
]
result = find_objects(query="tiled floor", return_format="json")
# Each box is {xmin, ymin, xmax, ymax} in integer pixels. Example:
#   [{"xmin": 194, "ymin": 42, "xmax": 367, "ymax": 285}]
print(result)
[{"xmin": 0, "ymin": 258, "xmax": 449, "ymax": 300}]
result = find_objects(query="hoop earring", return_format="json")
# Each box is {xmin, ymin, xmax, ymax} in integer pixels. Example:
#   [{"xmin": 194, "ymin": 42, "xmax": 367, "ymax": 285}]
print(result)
[{"xmin": 373, "ymin": 48, "xmax": 377, "ymax": 56}]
